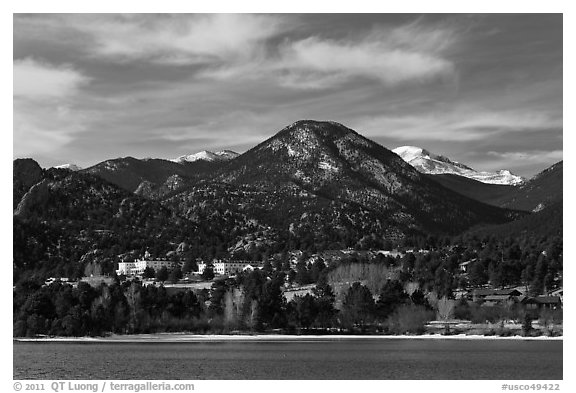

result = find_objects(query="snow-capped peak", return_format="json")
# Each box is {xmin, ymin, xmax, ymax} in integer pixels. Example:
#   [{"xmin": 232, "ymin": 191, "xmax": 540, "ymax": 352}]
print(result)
[
  {"xmin": 392, "ymin": 146, "xmax": 430, "ymax": 162},
  {"xmin": 393, "ymin": 146, "xmax": 524, "ymax": 186},
  {"xmin": 54, "ymin": 163, "xmax": 82, "ymax": 171},
  {"xmin": 171, "ymin": 150, "xmax": 239, "ymax": 163},
  {"xmin": 393, "ymin": 146, "xmax": 472, "ymax": 170}
]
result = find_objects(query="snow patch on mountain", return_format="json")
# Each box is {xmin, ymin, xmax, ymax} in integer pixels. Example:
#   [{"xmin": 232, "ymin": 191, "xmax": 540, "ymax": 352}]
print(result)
[
  {"xmin": 171, "ymin": 150, "xmax": 239, "ymax": 163},
  {"xmin": 54, "ymin": 163, "xmax": 82, "ymax": 171},
  {"xmin": 318, "ymin": 161, "xmax": 339, "ymax": 172},
  {"xmin": 103, "ymin": 161, "xmax": 121, "ymax": 172},
  {"xmin": 393, "ymin": 146, "xmax": 524, "ymax": 185}
]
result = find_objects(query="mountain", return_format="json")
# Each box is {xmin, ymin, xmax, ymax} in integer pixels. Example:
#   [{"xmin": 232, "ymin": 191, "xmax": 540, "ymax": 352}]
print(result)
[
  {"xmin": 467, "ymin": 200, "xmax": 562, "ymax": 240},
  {"xmin": 425, "ymin": 174, "xmax": 517, "ymax": 207},
  {"xmin": 13, "ymin": 162, "xmax": 197, "ymax": 280},
  {"xmin": 171, "ymin": 150, "xmax": 239, "ymax": 163},
  {"xmin": 498, "ymin": 161, "xmax": 563, "ymax": 212},
  {"xmin": 164, "ymin": 120, "xmax": 521, "ymax": 240},
  {"xmin": 54, "ymin": 163, "xmax": 82, "ymax": 171},
  {"xmin": 393, "ymin": 146, "xmax": 524, "ymax": 185},
  {"xmin": 82, "ymin": 157, "xmax": 226, "ymax": 199},
  {"xmin": 425, "ymin": 160, "xmax": 562, "ymax": 212},
  {"xmin": 13, "ymin": 158, "xmax": 44, "ymax": 209},
  {"xmin": 15, "ymin": 120, "xmax": 550, "ymax": 283}
]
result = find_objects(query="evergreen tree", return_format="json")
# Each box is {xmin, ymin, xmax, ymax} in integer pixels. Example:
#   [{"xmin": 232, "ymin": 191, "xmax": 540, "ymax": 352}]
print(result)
[
  {"xmin": 169, "ymin": 266, "xmax": 183, "ymax": 283},
  {"xmin": 182, "ymin": 257, "xmax": 198, "ymax": 274},
  {"xmin": 376, "ymin": 280, "xmax": 408, "ymax": 320},
  {"xmin": 156, "ymin": 266, "xmax": 169, "ymax": 282},
  {"xmin": 342, "ymin": 282, "xmax": 375, "ymax": 328},
  {"xmin": 201, "ymin": 266, "xmax": 215, "ymax": 281},
  {"xmin": 142, "ymin": 266, "xmax": 155, "ymax": 279}
]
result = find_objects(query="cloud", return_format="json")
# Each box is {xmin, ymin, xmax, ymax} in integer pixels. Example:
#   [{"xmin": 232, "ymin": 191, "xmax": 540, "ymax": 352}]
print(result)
[
  {"xmin": 353, "ymin": 109, "xmax": 562, "ymax": 142},
  {"xmin": 276, "ymin": 36, "xmax": 454, "ymax": 88},
  {"xmin": 195, "ymin": 19, "xmax": 459, "ymax": 89},
  {"xmin": 379, "ymin": 19, "xmax": 458, "ymax": 53},
  {"xmin": 476, "ymin": 149, "xmax": 563, "ymax": 175},
  {"xmin": 13, "ymin": 58, "xmax": 90, "ymax": 157},
  {"xmin": 27, "ymin": 14, "xmax": 285, "ymax": 65},
  {"xmin": 14, "ymin": 58, "xmax": 89, "ymax": 99},
  {"xmin": 486, "ymin": 150, "xmax": 563, "ymax": 162},
  {"xmin": 13, "ymin": 100, "xmax": 87, "ymax": 157},
  {"xmin": 15, "ymin": 15, "xmax": 459, "ymax": 91}
]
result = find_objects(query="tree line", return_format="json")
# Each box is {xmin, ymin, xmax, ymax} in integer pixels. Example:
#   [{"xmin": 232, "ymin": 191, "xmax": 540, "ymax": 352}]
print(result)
[{"xmin": 14, "ymin": 269, "xmax": 439, "ymax": 337}]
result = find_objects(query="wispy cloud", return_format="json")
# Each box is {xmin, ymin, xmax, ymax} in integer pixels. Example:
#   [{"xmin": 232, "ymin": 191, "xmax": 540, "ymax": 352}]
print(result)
[
  {"xmin": 353, "ymin": 109, "xmax": 562, "ymax": 142},
  {"xmin": 15, "ymin": 15, "xmax": 460, "ymax": 91},
  {"xmin": 487, "ymin": 150, "xmax": 563, "ymax": 162},
  {"xmin": 201, "ymin": 20, "xmax": 459, "ymax": 89},
  {"xmin": 475, "ymin": 149, "xmax": 563, "ymax": 174},
  {"xmin": 276, "ymin": 36, "xmax": 455, "ymax": 89},
  {"xmin": 13, "ymin": 100, "xmax": 87, "ymax": 157},
  {"xmin": 14, "ymin": 58, "xmax": 89, "ymax": 98},
  {"xmin": 13, "ymin": 58, "xmax": 90, "ymax": 157},
  {"xmin": 17, "ymin": 14, "xmax": 286, "ymax": 65}
]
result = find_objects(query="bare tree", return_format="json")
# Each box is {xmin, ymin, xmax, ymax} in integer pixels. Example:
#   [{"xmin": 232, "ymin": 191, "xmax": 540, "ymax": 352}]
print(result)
[
  {"xmin": 427, "ymin": 291, "xmax": 439, "ymax": 310},
  {"xmin": 404, "ymin": 282, "xmax": 419, "ymax": 297},
  {"xmin": 223, "ymin": 290, "xmax": 235, "ymax": 330},
  {"xmin": 247, "ymin": 300, "xmax": 259, "ymax": 331},
  {"xmin": 126, "ymin": 282, "xmax": 141, "ymax": 333},
  {"xmin": 224, "ymin": 288, "xmax": 246, "ymax": 331},
  {"xmin": 233, "ymin": 288, "xmax": 245, "ymax": 325},
  {"xmin": 437, "ymin": 296, "xmax": 455, "ymax": 334}
]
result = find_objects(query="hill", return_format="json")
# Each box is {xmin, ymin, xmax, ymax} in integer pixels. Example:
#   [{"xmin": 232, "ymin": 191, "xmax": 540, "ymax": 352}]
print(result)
[
  {"xmin": 82, "ymin": 157, "xmax": 226, "ymax": 199},
  {"xmin": 500, "ymin": 161, "xmax": 563, "ymax": 212},
  {"xmin": 426, "ymin": 161, "xmax": 562, "ymax": 212},
  {"xmin": 466, "ymin": 200, "xmax": 562, "ymax": 239},
  {"xmin": 165, "ymin": 120, "xmax": 521, "ymax": 245},
  {"xmin": 426, "ymin": 174, "xmax": 517, "ymax": 207},
  {"xmin": 13, "ymin": 165, "xmax": 197, "ymax": 281},
  {"xmin": 13, "ymin": 158, "xmax": 44, "ymax": 209}
]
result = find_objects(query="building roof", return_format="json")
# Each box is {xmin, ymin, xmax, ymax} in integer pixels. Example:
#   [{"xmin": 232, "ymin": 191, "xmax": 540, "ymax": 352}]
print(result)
[
  {"xmin": 472, "ymin": 289, "xmax": 495, "ymax": 296},
  {"xmin": 534, "ymin": 296, "xmax": 562, "ymax": 304},
  {"xmin": 484, "ymin": 295, "xmax": 516, "ymax": 302},
  {"xmin": 494, "ymin": 289, "xmax": 522, "ymax": 296},
  {"xmin": 472, "ymin": 288, "xmax": 522, "ymax": 297}
]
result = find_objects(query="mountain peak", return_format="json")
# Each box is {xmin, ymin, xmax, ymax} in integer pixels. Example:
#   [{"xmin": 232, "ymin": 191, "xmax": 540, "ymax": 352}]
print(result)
[
  {"xmin": 256, "ymin": 119, "xmax": 373, "ymax": 158},
  {"xmin": 393, "ymin": 145, "xmax": 524, "ymax": 185},
  {"xmin": 278, "ymin": 120, "xmax": 355, "ymax": 141},
  {"xmin": 221, "ymin": 119, "xmax": 424, "ymax": 191},
  {"xmin": 54, "ymin": 163, "xmax": 82, "ymax": 171},
  {"xmin": 171, "ymin": 150, "xmax": 239, "ymax": 163},
  {"xmin": 393, "ymin": 146, "xmax": 432, "ymax": 161}
]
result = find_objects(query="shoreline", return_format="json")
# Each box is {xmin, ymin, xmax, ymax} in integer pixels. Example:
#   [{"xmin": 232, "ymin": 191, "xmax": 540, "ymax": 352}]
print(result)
[{"xmin": 14, "ymin": 332, "xmax": 563, "ymax": 343}]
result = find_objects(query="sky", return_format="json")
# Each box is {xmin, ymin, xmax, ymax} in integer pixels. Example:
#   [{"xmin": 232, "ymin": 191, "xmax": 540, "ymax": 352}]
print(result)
[{"xmin": 13, "ymin": 13, "xmax": 563, "ymax": 177}]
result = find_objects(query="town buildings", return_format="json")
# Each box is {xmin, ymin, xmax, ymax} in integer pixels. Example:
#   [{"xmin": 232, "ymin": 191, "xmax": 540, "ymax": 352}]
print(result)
[
  {"xmin": 116, "ymin": 259, "xmax": 179, "ymax": 276},
  {"xmin": 197, "ymin": 259, "xmax": 263, "ymax": 275}
]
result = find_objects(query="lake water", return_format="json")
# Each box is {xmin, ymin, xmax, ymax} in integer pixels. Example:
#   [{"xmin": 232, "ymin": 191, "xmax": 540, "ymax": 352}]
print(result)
[{"xmin": 14, "ymin": 338, "xmax": 562, "ymax": 380}]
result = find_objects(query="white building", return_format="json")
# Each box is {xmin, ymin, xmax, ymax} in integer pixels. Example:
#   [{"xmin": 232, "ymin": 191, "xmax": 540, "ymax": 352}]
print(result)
[
  {"xmin": 116, "ymin": 259, "xmax": 179, "ymax": 276},
  {"xmin": 197, "ymin": 260, "xmax": 263, "ymax": 276},
  {"xmin": 116, "ymin": 261, "xmax": 138, "ymax": 276}
]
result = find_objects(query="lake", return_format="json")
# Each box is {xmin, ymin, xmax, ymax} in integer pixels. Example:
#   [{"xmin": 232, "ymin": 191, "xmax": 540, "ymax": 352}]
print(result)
[{"xmin": 13, "ymin": 338, "xmax": 562, "ymax": 380}]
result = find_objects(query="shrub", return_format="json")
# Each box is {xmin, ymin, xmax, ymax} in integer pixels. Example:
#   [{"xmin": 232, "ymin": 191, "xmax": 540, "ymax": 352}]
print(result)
[
  {"xmin": 468, "ymin": 303, "xmax": 506, "ymax": 324},
  {"xmin": 453, "ymin": 298, "xmax": 472, "ymax": 320},
  {"xmin": 386, "ymin": 304, "xmax": 434, "ymax": 335}
]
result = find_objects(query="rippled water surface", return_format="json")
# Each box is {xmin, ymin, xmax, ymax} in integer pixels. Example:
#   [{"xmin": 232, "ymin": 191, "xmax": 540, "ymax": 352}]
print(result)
[{"xmin": 14, "ymin": 339, "xmax": 562, "ymax": 380}]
